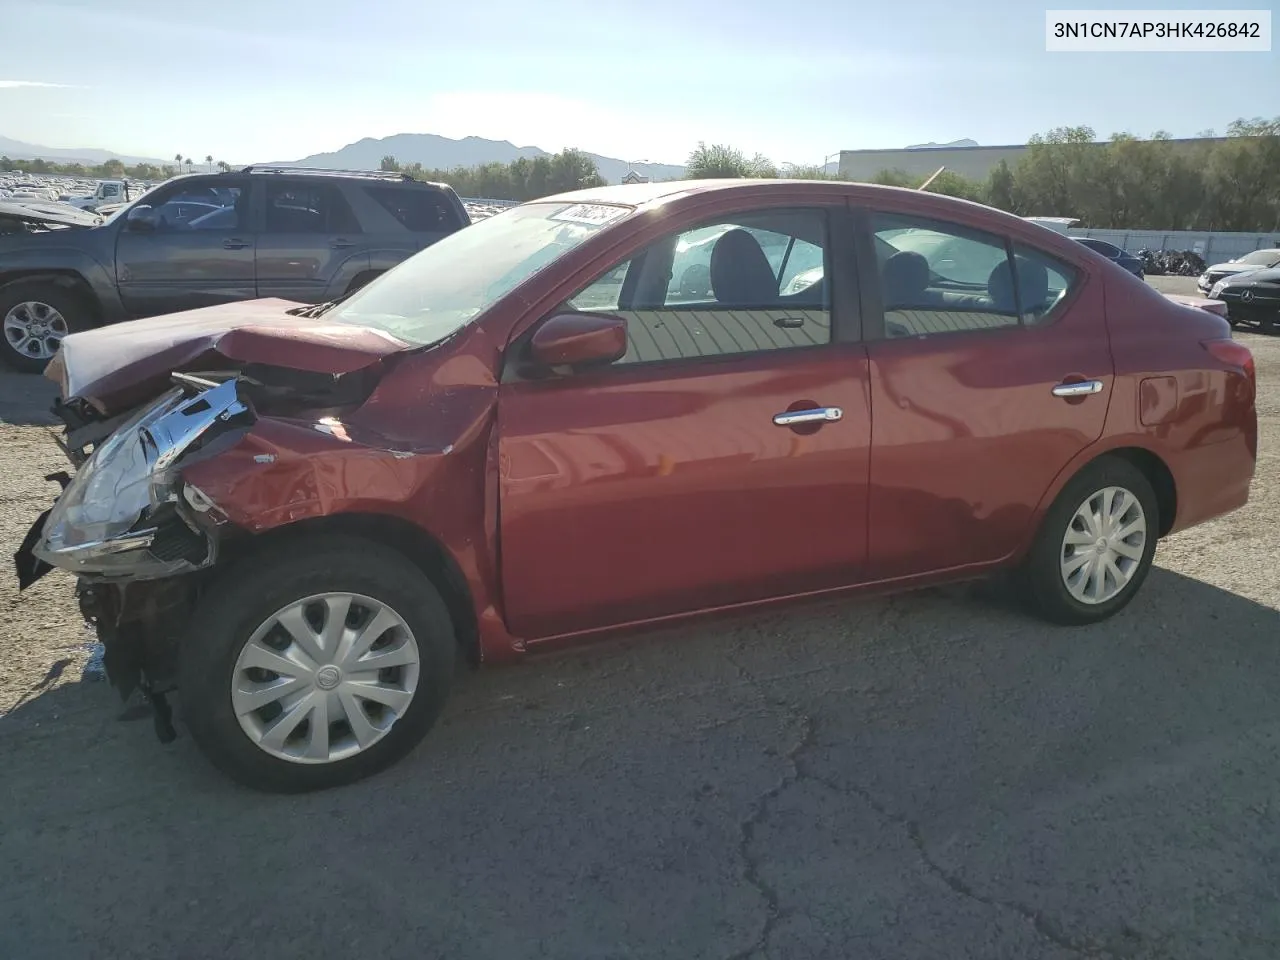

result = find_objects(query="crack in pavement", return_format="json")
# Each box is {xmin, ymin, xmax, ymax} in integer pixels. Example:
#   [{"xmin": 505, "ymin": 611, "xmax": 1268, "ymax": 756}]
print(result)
[
  {"xmin": 724, "ymin": 700, "xmax": 816, "ymax": 960},
  {"xmin": 798, "ymin": 764, "xmax": 1128, "ymax": 960},
  {"xmin": 723, "ymin": 624, "xmax": 1131, "ymax": 960}
]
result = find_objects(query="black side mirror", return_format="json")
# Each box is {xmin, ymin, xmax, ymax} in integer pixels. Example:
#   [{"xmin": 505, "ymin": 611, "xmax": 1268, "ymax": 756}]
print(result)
[{"xmin": 125, "ymin": 205, "xmax": 159, "ymax": 232}]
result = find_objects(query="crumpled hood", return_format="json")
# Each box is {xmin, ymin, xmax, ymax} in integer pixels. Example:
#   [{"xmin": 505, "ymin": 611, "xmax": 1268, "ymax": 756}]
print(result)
[
  {"xmin": 0, "ymin": 199, "xmax": 103, "ymax": 230},
  {"xmin": 48, "ymin": 298, "xmax": 412, "ymax": 414}
]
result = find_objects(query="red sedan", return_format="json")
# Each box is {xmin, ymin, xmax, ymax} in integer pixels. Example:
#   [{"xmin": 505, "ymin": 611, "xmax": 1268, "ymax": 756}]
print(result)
[{"xmin": 19, "ymin": 179, "xmax": 1258, "ymax": 791}]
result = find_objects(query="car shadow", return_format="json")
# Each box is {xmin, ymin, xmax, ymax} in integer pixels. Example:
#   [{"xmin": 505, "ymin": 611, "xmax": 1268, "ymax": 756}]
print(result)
[
  {"xmin": 1, "ymin": 566, "xmax": 1278, "ymax": 958},
  {"xmin": 0, "ymin": 370, "xmax": 59, "ymax": 426}
]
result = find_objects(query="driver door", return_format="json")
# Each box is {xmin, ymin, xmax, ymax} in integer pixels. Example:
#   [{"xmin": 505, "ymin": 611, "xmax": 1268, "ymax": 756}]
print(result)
[
  {"xmin": 115, "ymin": 177, "xmax": 257, "ymax": 318},
  {"xmin": 497, "ymin": 203, "xmax": 874, "ymax": 641}
]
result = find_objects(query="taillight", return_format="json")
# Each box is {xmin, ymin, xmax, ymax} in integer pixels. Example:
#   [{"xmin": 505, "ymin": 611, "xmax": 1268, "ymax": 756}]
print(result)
[{"xmin": 1202, "ymin": 338, "xmax": 1256, "ymax": 381}]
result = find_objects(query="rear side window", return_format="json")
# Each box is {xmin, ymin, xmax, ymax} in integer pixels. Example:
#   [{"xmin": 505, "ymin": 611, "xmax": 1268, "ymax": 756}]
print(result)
[
  {"xmin": 265, "ymin": 182, "xmax": 361, "ymax": 233},
  {"xmin": 364, "ymin": 186, "xmax": 460, "ymax": 233},
  {"xmin": 1010, "ymin": 243, "xmax": 1077, "ymax": 324},
  {"xmin": 871, "ymin": 212, "xmax": 1078, "ymax": 337}
]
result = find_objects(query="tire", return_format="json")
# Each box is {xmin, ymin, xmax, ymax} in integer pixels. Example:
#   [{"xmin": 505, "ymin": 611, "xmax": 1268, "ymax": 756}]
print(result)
[
  {"xmin": 1016, "ymin": 456, "xmax": 1159, "ymax": 626},
  {"xmin": 179, "ymin": 536, "xmax": 456, "ymax": 792},
  {"xmin": 0, "ymin": 279, "xmax": 94, "ymax": 374}
]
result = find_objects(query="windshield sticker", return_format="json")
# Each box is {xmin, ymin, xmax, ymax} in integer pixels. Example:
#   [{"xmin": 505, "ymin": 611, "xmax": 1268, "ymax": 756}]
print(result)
[{"xmin": 550, "ymin": 203, "xmax": 630, "ymax": 226}]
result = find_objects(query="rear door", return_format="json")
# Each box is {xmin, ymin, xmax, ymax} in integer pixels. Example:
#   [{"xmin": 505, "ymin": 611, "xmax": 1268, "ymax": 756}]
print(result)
[
  {"xmin": 254, "ymin": 179, "xmax": 369, "ymax": 304},
  {"xmin": 497, "ymin": 203, "xmax": 875, "ymax": 640},
  {"xmin": 115, "ymin": 176, "xmax": 256, "ymax": 317},
  {"xmin": 857, "ymin": 205, "xmax": 1112, "ymax": 579}
]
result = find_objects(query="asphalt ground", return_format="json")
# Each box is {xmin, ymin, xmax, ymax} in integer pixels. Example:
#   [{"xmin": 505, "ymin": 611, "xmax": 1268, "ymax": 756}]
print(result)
[{"xmin": 1, "ymin": 275, "xmax": 1277, "ymax": 960}]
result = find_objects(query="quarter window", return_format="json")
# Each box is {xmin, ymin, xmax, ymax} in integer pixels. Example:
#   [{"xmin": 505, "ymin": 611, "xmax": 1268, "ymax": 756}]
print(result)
[
  {"xmin": 565, "ymin": 209, "xmax": 832, "ymax": 365},
  {"xmin": 364, "ymin": 186, "xmax": 461, "ymax": 232}
]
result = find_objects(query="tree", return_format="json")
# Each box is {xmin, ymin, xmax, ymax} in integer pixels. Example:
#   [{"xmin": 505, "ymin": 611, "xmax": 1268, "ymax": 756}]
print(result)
[
  {"xmin": 685, "ymin": 142, "xmax": 777, "ymax": 179},
  {"xmin": 174, "ymin": 153, "xmax": 183, "ymax": 170},
  {"xmin": 216, "ymin": 160, "xmax": 231, "ymax": 173},
  {"xmin": 986, "ymin": 159, "xmax": 1017, "ymax": 212},
  {"xmin": 205, "ymin": 154, "xmax": 213, "ymax": 172},
  {"xmin": 184, "ymin": 158, "xmax": 194, "ymax": 174},
  {"xmin": 380, "ymin": 155, "xmax": 401, "ymax": 172}
]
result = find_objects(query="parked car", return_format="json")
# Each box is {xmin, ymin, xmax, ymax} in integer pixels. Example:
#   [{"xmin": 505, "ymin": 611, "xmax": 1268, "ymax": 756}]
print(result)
[
  {"xmin": 0, "ymin": 166, "xmax": 471, "ymax": 372},
  {"xmin": 1073, "ymin": 237, "xmax": 1145, "ymax": 278},
  {"xmin": 17, "ymin": 179, "xmax": 1257, "ymax": 792},
  {"xmin": 1208, "ymin": 266, "xmax": 1280, "ymax": 332},
  {"xmin": 1198, "ymin": 248, "xmax": 1280, "ymax": 294}
]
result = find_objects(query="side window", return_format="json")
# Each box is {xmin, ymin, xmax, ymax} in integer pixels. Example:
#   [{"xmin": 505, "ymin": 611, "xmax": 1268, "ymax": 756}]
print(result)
[
  {"xmin": 149, "ymin": 182, "xmax": 244, "ymax": 231},
  {"xmin": 565, "ymin": 208, "xmax": 832, "ymax": 365},
  {"xmin": 871, "ymin": 213, "xmax": 1019, "ymax": 338},
  {"xmin": 1010, "ymin": 243, "xmax": 1077, "ymax": 325},
  {"xmin": 364, "ymin": 186, "xmax": 460, "ymax": 232},
  {"xmin": 265, "ymin": 182, "xmax": 361, "ymax": 233}
]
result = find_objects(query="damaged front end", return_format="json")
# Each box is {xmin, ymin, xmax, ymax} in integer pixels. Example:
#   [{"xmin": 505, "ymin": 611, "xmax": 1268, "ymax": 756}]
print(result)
[{"xmin": 15, "ymin": 374, "xmax": 254, "ymax": 739}]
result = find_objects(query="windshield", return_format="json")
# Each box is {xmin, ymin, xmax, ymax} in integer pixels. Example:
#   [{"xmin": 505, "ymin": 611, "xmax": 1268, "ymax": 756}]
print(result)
[
  {"xmin": 1234, "ymin": 249, "xmax": 1280, "ymax": 266},
  {"xmin": 325, "ymin": 200, "xmax": 632, "ymax": 346}
]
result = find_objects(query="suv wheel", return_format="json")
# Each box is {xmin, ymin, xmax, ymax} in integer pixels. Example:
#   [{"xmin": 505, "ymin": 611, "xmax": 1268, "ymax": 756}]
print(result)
[
  {"xmin": 180, "ymin": 536, "xmax": 457, "ymax": 792},
  {"xmin": 0, "ymin": 280, "xmax": 90, "ymax": 373}
]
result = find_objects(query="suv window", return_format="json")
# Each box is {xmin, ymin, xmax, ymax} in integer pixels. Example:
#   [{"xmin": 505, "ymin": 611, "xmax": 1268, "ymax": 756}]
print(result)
[
  {"xmin": 145, "ymin": 180, "xmax": 244, "ymax": 231},
  {"xmin": 364, "ymin": 185, "xmax": 460, "ymax": 233},
  {"xmin": 565, "ymin": 208, "xmax": 831, "ymax": 365},
  {"xmin": 265, "ymin": 182, "xmax": 361, "ymax": 233}
]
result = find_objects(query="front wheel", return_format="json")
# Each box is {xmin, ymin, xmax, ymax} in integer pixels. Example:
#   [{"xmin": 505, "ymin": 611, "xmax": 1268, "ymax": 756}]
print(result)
[
  {"xmin": 180, "ymin": 536, "xmax": 456, "ymax": 792},
  {"xmin": 0, "ymin": 279, "xmax": 92, "ymax": 373},
  {"xmin": 1016, "ymin": 456, "xmax": 1159, "ymax": 625}
]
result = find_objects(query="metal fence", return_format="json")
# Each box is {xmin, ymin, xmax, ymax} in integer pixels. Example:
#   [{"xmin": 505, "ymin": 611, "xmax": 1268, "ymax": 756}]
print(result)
[{"xmin": 1069, "ymin": 228, "xmax": 1279, "ymax": 263}]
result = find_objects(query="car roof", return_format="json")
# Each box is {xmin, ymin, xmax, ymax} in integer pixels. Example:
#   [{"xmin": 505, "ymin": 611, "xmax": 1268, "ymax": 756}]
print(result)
[
  {"xmin": 539, "ymin": 177, "xmax": 1018, "ymax": 216},
  {"xmin": 535, "ymin": 178, "xmax": 1076, "ymax": 250}
]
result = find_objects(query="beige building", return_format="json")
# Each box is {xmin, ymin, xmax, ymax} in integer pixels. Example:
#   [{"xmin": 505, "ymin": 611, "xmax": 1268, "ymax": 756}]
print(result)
[{"xmin": 838, "ymin": 137, "xmax": 1232, "ymax": 183}]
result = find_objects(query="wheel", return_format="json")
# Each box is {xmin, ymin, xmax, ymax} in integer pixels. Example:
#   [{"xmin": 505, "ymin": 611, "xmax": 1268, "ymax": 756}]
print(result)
[
  {"xmin": 0, "ymin": 279, "xmax": 92, "ymax": 373},
  {"xmin": 179, "ymin": 536, "xmax": 457, "ymax": 792},
  {"xmin": 1017, "ymin": 456, "xmax": 1159, "ymax": 626}
]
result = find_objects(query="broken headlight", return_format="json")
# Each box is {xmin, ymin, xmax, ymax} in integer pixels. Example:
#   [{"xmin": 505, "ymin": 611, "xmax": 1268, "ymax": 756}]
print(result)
[{"xmin": 35, "ymin": 379, "xmax": 247, "ymax": 576}]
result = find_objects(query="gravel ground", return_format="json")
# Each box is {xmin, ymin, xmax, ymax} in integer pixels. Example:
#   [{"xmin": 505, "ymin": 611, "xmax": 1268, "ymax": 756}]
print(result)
[{"xmin": 1, "ymin": 276, "xmax": 1277, "ymax": 960}]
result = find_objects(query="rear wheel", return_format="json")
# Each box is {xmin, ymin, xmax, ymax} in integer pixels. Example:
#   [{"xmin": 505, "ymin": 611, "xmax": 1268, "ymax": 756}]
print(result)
[
  {"xmin": 0, "ymin": 279, "xmax": 92, "ymax": 373},
  {"xmin": 1017, "ymin": 456, "xmax": 1159, "ymax": 625},
  {"xmin": 179, "ymin": 536, "xmax": 456, "ymax": 792}
]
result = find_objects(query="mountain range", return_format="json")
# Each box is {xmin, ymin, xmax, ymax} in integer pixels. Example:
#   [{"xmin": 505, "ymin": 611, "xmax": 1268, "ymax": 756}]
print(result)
[
  {"xmin": 0, "ymin": 135, "xmax": 169, "ymax": 167},
  {"xmin": 271, "ymin": 134, "xmax": 687, "ymax": 183},
  {"xmin": 905, "ymin": 138, "xmax": 980, "ymax": 149}
]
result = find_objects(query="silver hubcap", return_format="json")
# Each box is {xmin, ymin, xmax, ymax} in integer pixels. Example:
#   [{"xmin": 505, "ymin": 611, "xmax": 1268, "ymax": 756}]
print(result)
[
  {"xmin": 4, "ymin": 301, "xmax": 68, "ymax": 360},
  {"xmin": 231, "ymin": 593, "xmax": 420, "ymax": 764},
  {"xmin": 1060, "ymin": 486, "xmax": 1147, "ymax": 605}
]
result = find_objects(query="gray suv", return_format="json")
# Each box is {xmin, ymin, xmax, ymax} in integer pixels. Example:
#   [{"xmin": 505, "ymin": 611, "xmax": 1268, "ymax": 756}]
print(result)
[{"xmin": 0, "ymin": 166, "xmax": 471, "ymax": 372}]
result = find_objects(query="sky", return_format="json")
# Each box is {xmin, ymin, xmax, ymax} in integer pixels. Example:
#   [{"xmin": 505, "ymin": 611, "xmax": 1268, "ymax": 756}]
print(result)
[{"xmin": 0, "ymin": 0, "xmax": 1276, "ymax": 166}]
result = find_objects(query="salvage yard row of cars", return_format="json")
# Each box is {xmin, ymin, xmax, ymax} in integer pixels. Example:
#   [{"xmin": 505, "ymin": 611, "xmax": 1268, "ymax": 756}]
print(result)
[
  {"xmin": 8, "ymin": 174, "xmax": 1260, "ymax": 793},
  {"xmin": 1198, "ymin": 247, "xmax": 1280, "ymax": 333}
]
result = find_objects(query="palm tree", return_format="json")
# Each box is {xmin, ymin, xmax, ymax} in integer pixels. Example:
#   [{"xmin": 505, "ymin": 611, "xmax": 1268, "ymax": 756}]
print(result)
[
  {"xmin": 184, "ymin": 158, "xmax": 194, "ymax": 174},
  {"xmin": 205, "ymin": 154, "xmax": 213, "ymax": 172},
  {"xmin": 174, "ymin": 153, "xmax": 183, "ymax": 171}
]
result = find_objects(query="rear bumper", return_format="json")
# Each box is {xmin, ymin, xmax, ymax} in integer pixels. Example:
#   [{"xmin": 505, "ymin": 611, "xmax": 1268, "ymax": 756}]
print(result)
[{"xmin": 1166, "ymin": 432, "xmax": 1255, "ymax": 535}]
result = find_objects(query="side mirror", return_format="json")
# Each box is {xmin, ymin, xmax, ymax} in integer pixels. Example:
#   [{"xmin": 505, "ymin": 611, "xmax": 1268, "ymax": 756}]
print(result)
[
  {"xmin": 530, "ymin": 312, "xmax": 627, "ymax": 371},
  {"xmin": 125, "ymin": 205, "xmax": 159, "ymax": 232}
]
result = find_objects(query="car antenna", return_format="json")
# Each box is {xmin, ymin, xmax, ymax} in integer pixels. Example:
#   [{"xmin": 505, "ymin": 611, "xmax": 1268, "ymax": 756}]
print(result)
[{"xmin": 917, "ymin": 166, "xmax": 946, "ymax": 191}]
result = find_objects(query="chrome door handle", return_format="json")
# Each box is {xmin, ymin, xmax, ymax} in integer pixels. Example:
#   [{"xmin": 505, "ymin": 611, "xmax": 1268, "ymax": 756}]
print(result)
[
  {"xmin": 1051, "ymin": 379, "xmax": 1104, "ymax": 398},
  {"xmin": 773, "ymin": 406, "xmax": 843, "ymax": 426},
  {"xmin": 222, "ymin": 238, "xmax": 251, "ymax": 250},
  {"xmin": 330, "ymin": 238, "xmax": 356, "ymax": 249}
]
